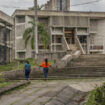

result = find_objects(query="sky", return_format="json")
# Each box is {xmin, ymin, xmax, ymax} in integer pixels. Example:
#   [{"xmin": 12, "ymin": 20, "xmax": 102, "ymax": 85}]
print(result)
[{"xmin": 0, "ymin": 0, "xmax": 105, "ymax": 16}]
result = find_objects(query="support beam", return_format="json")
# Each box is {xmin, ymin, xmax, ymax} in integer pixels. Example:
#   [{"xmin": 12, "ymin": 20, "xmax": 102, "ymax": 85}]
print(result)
[{"xmin": 3, "ymin": 26, "xmax": 7, "ymax": 64}]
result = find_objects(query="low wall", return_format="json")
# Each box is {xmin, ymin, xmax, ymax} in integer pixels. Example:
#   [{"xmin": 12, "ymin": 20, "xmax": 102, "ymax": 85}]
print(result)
[
  {"xmin": 3, "ymin": 67, "xmax": 44, "ymax": 80},
  {"xmin": 55, "ymin": 50, "xmax": 81, "ymax": 69},
  {"xmin": 2, "ymin": 51, "xmax": 81, "ymax": 80},
  {"xmin": 32, "ymin": 51, "xmax": 67, "ymax": 62}
]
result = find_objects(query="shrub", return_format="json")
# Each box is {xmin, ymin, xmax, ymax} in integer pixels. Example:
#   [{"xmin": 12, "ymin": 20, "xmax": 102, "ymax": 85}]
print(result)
[{"xmin": 85, "ymin": 83, "xmax": 105, "ymax": 105}]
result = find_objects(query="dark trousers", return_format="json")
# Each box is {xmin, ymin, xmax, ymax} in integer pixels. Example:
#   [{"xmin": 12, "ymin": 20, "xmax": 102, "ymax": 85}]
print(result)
[
  {"xmin": 25, "ymin": 70, "xmax": 30, "ymax": 80},
  {"xmin": 43, "ymin": 68, "xmax": 49, "ymax": 79}
]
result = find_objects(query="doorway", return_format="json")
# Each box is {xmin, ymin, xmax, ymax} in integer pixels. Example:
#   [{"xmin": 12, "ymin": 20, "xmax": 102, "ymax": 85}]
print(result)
[{"xmin": 65, "ymin": 28, "xmax": 75, "ymax": 44}]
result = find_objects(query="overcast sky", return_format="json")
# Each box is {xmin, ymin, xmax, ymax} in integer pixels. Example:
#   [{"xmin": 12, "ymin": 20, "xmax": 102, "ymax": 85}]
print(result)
[{"xmin": 0, "ymin": 0, "xmax": 105, "ymax": 16}]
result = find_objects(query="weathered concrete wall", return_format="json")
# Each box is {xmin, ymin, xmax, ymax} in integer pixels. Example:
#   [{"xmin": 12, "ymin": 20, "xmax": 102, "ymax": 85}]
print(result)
[
  {"xmin": 13, "ymin": 10, "xmax": 105, "ymax": 19},
  {"xmin": 45, "ymin": 0, "xmax": 70, "ymax": 11},
  {"xmin": 90, "ymin": 19, "xmax": 97, "ymax": 32},
  {"xmin": 0, "ymin": 11, "xmax": 14, "ymax": 63},
  {"xmin": 51, "ymin": 16, "xmax": 89, "ymax": 27},
  {"xmin": 37, "ymin": 51, "xmax": 66, "ymax": 63},
  {"xmin": 0, "ymin": 10, "xmax": 13, "ymax": 25},
  {"xmin": 15, "ymin": 15, "xmax": 51, "ymax": 59},
  {"xmin": 97, "ymin": 19, "xmax": 105, "ymax": 54}
]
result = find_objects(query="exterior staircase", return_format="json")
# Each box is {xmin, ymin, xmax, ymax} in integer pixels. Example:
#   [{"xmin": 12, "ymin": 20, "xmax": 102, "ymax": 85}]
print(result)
[
  {"xmin": 49, "ymin": 54, "xmax": 105, "ymax": 78},
  {"xmin": 69, "ymin": 44, "xmax": 77, "ymax": 53},
  {"xmin": 5, "ymin": 54, "xmax": 105, "ymax": 80},
  {"xmin": 30, "ymin": 54, "xmax": 105, "ymax": 79}
]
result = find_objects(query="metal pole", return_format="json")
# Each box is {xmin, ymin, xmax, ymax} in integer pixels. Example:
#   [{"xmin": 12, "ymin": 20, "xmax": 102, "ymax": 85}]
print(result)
[{"xmin": 34, "ymin": 0, "xmax": 38, "ymax": 58}]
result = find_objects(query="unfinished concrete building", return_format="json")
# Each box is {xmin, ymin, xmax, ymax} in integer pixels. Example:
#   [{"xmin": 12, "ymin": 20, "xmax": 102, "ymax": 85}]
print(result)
[
  {"xmin": 13, "ymin": 0, "xmax": 105, "ymax": 59},
  {"xmin": 0, "ymin": 11, "xmax": 14, "ymax": 64},
  {"xmin": 45, "ymin": 0, "xmax": 70, "ymax": 11}
]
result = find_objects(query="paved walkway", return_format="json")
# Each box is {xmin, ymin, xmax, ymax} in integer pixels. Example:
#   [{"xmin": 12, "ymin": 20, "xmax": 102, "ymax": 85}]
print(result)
[{"xmin": 0, "ymin": 78, "xmax": 105, "ymax": 105}]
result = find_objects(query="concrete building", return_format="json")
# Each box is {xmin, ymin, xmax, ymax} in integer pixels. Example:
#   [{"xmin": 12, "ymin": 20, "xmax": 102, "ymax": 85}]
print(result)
[
  {"xmin": 13, "ymin": 0, "xmax": 105, "ymax": 59},
  {"xmin": 0, "ymin": 10, "xmax": 14, "ymax": 64},
  {"xmin": 45, "ymin": 0, "xmax": 70, "ymax": 11}
]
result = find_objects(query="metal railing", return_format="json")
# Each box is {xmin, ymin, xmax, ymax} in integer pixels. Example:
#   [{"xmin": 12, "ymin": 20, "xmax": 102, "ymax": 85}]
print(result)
[{"xmin": 90, "ymin": 37, "xmax": 104, "ymax": 52}]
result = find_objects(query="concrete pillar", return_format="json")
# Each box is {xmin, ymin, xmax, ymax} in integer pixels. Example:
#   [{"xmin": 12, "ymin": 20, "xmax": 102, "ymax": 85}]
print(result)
[
  {"xmin": 87, "ymin": 35, "xmax": 90, "ymax": 54},
  {"xmin": 14, "ymin": 17, "xmax": 18, "ymax": 59},
  {"xmin": 67, "ymin": 0, "xmax": 70, "ymax": 11},
  {"xmin": 52, "ymin": 0, "xmax": 57, "ymax": 10},
  {"xmin": 50, "ymin": 27, "xmax": 53, "ymax": 52}
]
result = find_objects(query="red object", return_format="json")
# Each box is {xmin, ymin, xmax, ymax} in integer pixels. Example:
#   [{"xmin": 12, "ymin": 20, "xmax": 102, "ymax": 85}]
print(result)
[{"xmin": 41, "ymin": 62, "xmax": 50, "ymax": 68}]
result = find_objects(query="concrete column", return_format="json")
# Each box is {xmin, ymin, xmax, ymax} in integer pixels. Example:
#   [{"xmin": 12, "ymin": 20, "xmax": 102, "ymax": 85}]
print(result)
[
  {"xmin": 87, "ymin": 35, "xmax": 90, "ymax": 54},
  {"xmin": 50, "ymin": 27, "xmax": 53, "ymax": 52},
  {"xmin": 67, "ymin": 0, "xmax": 70, "ymax": 11},
  {"xmin": 52, "ymin": 0, "xmax": 57, "ymax": 10},
  {"xmin": 14, "ymin": 17, "xmax": 18, "ymax": 59}
]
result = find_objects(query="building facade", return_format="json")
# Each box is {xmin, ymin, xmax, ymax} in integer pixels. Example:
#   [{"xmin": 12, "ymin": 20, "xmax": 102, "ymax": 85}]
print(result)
[
  {"xmin": 13, "ymin": 0, "xmax": 105, "ymax": 59},
  {"xmin": 0, "ymin": 10, "xmax": 14, "ymax": 64},
  {"xmin": 45, "ymin": 0, "xmax": 70, "ymax": 11}
]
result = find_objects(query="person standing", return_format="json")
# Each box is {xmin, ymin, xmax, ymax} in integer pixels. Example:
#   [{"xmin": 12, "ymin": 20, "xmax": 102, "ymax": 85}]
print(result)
[
  {"xmin": 24, "ymin": 61, "xmax": 31, "ymax": 81},
  {"xmin": 40, "ymin": 58, "xmax": 51, "ymax": 80}
]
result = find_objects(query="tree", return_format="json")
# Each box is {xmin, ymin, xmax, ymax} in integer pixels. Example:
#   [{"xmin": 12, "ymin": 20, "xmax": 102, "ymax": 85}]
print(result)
[
  {"xmin": 23, "ymin": 21, "xmax": 50, "ymax": 50},
  {"xmin": 29, "ymin": 5, "xmax": 44, "ymax": 10}
]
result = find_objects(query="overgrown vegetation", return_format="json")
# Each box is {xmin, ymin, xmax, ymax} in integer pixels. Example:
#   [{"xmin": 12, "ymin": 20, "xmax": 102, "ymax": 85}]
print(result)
[
  {"xmin": 0, "ymin": 58, "xmax": 54, "ymax": 73},
  {"xmin": 0, "ymin": 81, "xmax": 16, "ymax": 88},
  {"xmin": 29, "ymin": 5, "xmax": 44, "ymax": 10},
  {"xmin": 0, "ymin": 58, "xmax": 38, "ymax": 73},
  {"xmin": 0, "ymin": 75, "xmax": 18, "ymax": 89},
  {"xmin": 85, "ymin": 83, "xmax": 105, "ymax": 105}
]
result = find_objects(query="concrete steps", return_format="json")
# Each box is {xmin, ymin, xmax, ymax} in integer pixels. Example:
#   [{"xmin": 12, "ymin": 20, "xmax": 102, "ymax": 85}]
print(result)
[
  {"xmin": 5, "ymin": 54, "xmax": 105, "ymax": 80},
  {"xmin": 69, "ymin": 44, "xmax": 77, "ymax": 51},
  {"xmin": 68, "ymin": 54, "xmax": 105, "ymax": 67},
  {"xmin": 28, "ymin": 66, "xmax": 105, "ymax": 79}
]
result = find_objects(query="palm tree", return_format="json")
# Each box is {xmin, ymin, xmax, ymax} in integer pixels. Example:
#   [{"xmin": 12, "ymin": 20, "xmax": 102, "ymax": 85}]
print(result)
[
  {"xmin": 29, "ymin": 5, "xmax": 44, "ymax": 10},
  {"xmin": 23, "ymin": 21, "xmax": 50, "ymax": 50}
]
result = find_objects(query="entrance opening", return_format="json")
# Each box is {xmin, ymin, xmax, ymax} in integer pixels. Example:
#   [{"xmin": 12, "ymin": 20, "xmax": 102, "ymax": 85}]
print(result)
[
  {"xmin": 65, "ymin": 28, "xmax": 77, "ymax": 51},
  {"xmin": 65, "ymin": 28, "xmax": 75, "ymax": 44}
]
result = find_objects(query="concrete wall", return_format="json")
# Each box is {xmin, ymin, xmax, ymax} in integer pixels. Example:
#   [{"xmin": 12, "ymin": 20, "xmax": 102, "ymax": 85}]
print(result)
[
  {"xmin": 15, "ymin": 15, "xmax": 51, "ymax": 59},
  {"xmin": 97, "ymin": 19, "xmax": 105, "ymax": 53},
  {"xmin": 13, "ymin": 10, "xmax": 105, "ymax": 56},
  {"xmin": 44, "ymin": 0, "xmax": 70, "ymax": 11},
  {"xmin": 51, "ymin": 16, "xmax": 89, "ymax": 27},
  {"xmin": 0, "ymin": 11, "xmax": 14, "ymax": 63}
]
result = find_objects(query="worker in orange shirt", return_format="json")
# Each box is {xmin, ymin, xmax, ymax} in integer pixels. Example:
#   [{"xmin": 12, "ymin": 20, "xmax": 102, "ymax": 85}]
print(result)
[{"xmin": 40, "ymin": 58, "xmax": 51, "ymax": 80}]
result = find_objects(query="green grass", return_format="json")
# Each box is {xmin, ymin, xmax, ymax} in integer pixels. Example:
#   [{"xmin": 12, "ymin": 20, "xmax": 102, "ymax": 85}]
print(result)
[
  {"xmin": 0, "ymin": 81, "xmax": 15, "ymax": 88},
  {"xmin": 85, "ymin": 83, "xmax": 105, "ymax": 105},
  {"xmin": 0, "ymin": 58, "xmax": 54, "ymax": 73},
  {"xmin": 0, "ymin": 77, "xmax": 18, "ymax": 89},
  {"xmin": 0, "ymin": 58, "xmax": 38, "ymax": 73}
]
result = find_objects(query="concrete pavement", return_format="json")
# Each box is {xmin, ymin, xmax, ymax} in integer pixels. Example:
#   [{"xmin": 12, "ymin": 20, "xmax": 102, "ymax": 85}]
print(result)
[{"xmin": 0, "ymin": 78, "xmax": 105, "ymax": 105}]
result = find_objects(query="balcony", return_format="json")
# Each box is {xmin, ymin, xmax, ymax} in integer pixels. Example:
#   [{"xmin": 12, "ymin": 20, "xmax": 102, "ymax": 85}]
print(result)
[{"xmin": 90, "ymin": 45, "xmax": 104, "ymax": 52}]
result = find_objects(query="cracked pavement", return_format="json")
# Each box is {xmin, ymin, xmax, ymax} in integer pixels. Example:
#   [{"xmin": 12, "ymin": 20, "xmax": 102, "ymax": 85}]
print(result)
[{"xmin": 0, "ymin": 78, "xmax": 105, "ymax": 105}]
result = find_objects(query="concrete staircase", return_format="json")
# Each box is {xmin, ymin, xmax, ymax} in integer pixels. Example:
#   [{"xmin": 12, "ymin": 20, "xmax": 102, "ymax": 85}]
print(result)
[
  {"xmin": 69, "ymin": 44, "xmax": 77, "ymax": 53},
  {"xmin": 30, "ymin": 54, "xmax": 105, "ymax": 79},
  {"xmin": 49, "ymin": 54, "xmax": 105, "ymax": 78},
  {"xmin": 69, "ymin": 54, "xmax": 105, "ymax": 67},
  {"xmin": 5, "ymin": 54, "xmax": 105, "ymax": 80}
]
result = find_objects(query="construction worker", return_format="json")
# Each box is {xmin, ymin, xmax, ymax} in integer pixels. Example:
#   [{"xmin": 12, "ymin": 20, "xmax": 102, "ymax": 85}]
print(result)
[
  {"xmin": 24, "ymin": 61, "xmax": 31, "ymax": 81},
  {"xmin": 40, "ymin": 58, "xmax": 51, "ymax": 80}
]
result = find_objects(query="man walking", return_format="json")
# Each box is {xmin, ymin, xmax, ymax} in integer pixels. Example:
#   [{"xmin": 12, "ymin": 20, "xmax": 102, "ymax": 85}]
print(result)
[{"xmin": 24, "ymin": 61, "xmax": 31, "ymax": 81}]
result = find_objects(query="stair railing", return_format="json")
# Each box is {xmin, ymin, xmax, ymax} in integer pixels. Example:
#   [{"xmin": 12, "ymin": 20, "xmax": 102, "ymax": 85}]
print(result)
[
  {"xmin": 62, "ymin": 35, "xmax": 70, "ymax": 51},
  {"xmin": 75, "ymin": 36, "xmax": 86, "ymax": 54}
]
